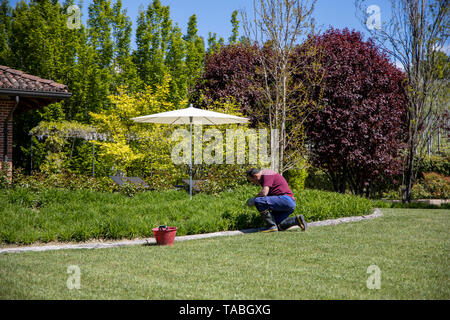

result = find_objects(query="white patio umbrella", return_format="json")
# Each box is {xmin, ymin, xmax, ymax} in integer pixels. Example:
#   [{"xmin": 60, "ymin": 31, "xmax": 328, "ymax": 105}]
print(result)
[{"xmin": 131, "ymin": 104, "xmax": 249, "ymax": 199}]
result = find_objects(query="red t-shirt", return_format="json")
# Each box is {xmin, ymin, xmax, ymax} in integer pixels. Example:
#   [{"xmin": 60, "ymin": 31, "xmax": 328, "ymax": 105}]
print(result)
[{"xmin": 260, "ymin": 169, "xmax": 294, "ymax": 197}]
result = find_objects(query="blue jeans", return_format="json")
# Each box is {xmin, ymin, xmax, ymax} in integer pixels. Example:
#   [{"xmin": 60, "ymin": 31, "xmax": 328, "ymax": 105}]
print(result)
[{"xmin": 254, "ymin": 195, "xmax": 296, "ymax": 225}]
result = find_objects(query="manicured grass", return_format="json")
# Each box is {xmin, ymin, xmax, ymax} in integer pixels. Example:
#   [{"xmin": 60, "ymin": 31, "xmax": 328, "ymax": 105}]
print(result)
[
  {"xmin": 0, "ymin": 186, "xmax": 374, "ymax": 244},
  {"xmin": 0, "ymin": 208, "xmax": 448, "ymax": 299}
]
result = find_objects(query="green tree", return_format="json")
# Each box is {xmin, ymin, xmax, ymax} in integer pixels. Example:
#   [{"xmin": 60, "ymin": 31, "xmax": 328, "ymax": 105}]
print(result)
[
  {"xmin": 0, "ymin": 0, "xmax": 12, "ymax": 66},
  {"xmin": 7, "ymin": 0, "xmax": 82, "ymax": 168},
  {"xmin": 111, "ymin": 0, "xmax": 140, "ymax": 92},
  {"xmin": 7, "ymin": 0, "xmax": 86, "ymax": 122},
  {"xmin": 87, "ymin": 0, "xmax": 113, "ymax": 69},
  {"xmin": 184, "ymin": 14, "xmax": 205, "ymax": 96},
  {"xmin": 90, "ymin": 74, "xmax": 180, "ymax": 177},
  {"xmin": 229, "ymin": 10, "xmax": 239, "ymax": 45},
  {"xmin": 70, "ymin": 22, "xmax": 105, "ymax": 122},
  {"xmin": 9, "ymin": 1, "xmax": 64, "ymax": 83},
  {"xmin": 86, "ymin": 0, "xmax": 113, "ymax": 113},
  {"xmin": 134, "ymin": 0, "xmax": 172, "ymax": 88},
  {"xmin": 166, "ymin": 24, "xmax": 187, "ymax": 107},
  {"xmin": 207, "ymin": 32, "xmax": 224, "ymax": 54}
]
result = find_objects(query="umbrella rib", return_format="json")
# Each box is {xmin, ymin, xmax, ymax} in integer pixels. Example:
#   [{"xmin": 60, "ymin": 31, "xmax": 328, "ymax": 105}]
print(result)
[
  {"xmin": 170, "ymin": 116, "xmax": 182, "ymax": 125},
  {"xmin": 203, "ymin": 117, "xmax": 217, "ymax": 125}
]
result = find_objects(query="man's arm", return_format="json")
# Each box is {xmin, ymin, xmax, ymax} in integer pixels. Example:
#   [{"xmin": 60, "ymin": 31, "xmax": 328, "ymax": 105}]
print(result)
[{"xmin": 255, "ymin": 186, "xmax": 269, "ymax": 198}]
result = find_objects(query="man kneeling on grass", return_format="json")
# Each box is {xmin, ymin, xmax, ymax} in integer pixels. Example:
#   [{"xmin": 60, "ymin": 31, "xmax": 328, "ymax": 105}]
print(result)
[{"xmin": 246, "ymin": 168, "xmax": 307, "ymax": 233}]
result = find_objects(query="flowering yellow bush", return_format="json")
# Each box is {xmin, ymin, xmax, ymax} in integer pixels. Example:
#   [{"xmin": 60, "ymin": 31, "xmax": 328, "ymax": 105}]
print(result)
[{"xmin": 90, "ymin": 74, "xmax": 186, "ymax": 180}]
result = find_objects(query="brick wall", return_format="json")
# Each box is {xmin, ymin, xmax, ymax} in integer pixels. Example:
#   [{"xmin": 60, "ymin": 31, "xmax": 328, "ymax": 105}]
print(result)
[{"xmin": 0, "ymin": 98, "xmax": 15, "ymax": 178}]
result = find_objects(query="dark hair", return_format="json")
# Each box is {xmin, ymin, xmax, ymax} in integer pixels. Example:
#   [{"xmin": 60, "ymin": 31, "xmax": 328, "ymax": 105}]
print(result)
[{"xmin": 246, "ymin": 168, "xmax": 261, "ymax": 178}]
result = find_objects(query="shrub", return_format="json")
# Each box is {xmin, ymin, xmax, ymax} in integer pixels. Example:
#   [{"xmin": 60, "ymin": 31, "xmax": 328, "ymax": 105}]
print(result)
[
  {"xmin": 381, "ymin": 188, "xmax": 402, "ymax": 200},
  {"xmin": 304, "ymin": 167, "xmax": 334, "ymax": 191},
  {"xmin": 0, "ymin": 162, "xmax": 11, "ymax": 189},
  {"xmin": 412, "ymin": 172, "xmax": 450, "ymax": 199},
  {"xmin": 416, "ymin": 155, "xmax": 450, "ymax": 177},
  {"xmin": 294, "ymin": 189, "xmax": 374, "ymax": 221},
  {"xmin": 284, "ymin": 167, "xmax": 308, "ymax": 191},
  {"xmin": 11, "ymin": 169, "xmax": 116, "ymax": 193},
  {"xmin": 196, "ymin": 164, "xmax": 251, "ymax": 195}
]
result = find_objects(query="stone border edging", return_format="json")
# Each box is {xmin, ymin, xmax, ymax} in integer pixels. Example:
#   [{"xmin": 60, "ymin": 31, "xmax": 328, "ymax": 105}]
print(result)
[{"xmin": 0, "ymin": 209, "xmax": 383, "ymax": 254}]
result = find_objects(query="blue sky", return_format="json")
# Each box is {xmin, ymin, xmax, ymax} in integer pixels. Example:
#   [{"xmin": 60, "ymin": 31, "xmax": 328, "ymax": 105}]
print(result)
[{"xmin": 10, "ymin": 0, "xmax": 394, "ymax": 48}]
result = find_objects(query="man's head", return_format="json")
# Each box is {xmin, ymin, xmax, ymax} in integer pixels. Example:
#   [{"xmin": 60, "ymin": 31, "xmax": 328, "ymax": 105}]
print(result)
[{"xmin": 246, "ymin": 168, "xmax": 262, "ymax": 185}]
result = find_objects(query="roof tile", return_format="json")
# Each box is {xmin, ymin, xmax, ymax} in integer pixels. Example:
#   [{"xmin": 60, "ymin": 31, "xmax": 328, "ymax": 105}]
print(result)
[{"xmin": 0, "ymin": 65, "xmax": 69, "ymax": 94}]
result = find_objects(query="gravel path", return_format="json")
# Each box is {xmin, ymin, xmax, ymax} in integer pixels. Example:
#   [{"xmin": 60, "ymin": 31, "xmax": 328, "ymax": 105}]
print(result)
[{"xmin": 0, "ymin": 208, "xmax": 382, "ymax": 254}]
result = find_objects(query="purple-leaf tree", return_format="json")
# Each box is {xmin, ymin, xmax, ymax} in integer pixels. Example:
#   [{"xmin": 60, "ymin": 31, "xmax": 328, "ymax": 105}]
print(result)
[
  {"xmin": 195, "ymin": 43, "xmax": 263, "ymax": 124},
  {"xmin": 305, "ymin": 28, "xmax": 409, "ymax": 196}
]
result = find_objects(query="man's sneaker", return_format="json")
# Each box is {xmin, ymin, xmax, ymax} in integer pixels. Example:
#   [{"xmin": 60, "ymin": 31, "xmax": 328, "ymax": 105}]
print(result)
[{"xmin": 296, "ymin": 214, "xmax": 307, "ymax": 231}]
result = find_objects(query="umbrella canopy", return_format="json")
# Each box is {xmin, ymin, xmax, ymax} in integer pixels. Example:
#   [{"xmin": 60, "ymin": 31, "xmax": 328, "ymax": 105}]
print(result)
[
  {"xmin": 131, "ymin": 105, "xmax": 249, "ymax": 125},
  {"xmin": 131, "ymin": 105, "xmax": 249, "ymax": 199}
]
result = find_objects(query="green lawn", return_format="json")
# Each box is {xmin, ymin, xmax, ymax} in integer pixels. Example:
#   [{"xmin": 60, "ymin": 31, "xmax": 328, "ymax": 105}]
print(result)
[{"xmin": 0, "ymin": 208, "xmax": 448, "ymax": 299}]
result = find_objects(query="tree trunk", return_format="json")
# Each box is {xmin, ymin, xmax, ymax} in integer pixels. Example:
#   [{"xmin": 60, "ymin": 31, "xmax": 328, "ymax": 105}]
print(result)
[
  {"xmin": 402, "ymin": 139, "xmax": 416, "ymax": 203},
  {"xmin": 338, "ymin": 167, "xmax": 347, "ymax": 194},
  {"xmin": 365, "ymin": 181, "xmax": 371, "ymax": 199}
]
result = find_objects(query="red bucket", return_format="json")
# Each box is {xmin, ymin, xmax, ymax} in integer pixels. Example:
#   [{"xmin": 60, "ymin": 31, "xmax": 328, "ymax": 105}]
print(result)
[{"xmin": 152, "ymin": 226, "xmax": 177, "ymax": 246}]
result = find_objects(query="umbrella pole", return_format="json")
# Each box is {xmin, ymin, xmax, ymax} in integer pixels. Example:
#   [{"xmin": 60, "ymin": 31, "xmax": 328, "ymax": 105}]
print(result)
[{"xmin": 189, "ymin": 117, "xmax": 193, "ymax": 200}]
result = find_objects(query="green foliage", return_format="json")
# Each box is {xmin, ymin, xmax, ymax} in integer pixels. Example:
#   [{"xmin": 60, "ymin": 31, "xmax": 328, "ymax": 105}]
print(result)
[
  {"xmin": 0, "ymin": 161, "xmax": 11, "ymax": 189},
  {"xmin": 416, "ymin": 155, "xmax": 450, "ymax": 177},
  {"xmin": 207, "ymin": 32, "xmax": 224, "ymax": 53},
  {"xmin": 118, "ymin": 181, "xmax": 145, "ymax": 198},
  {"xmin": 412, "ymin": 172, "xmax": 450, "ymax": 199},
  {"xmin": 284, "ymin": 169, "xmax": 308, "ymax": 191},
  {"xmin": 284, "ymin": 159, "xmax": 309, "ymax": 191},
  {"xmin": 134, "ymin": 0, "xmax": 172, "ymax": 87},
  {"xmin": 229, "ymin": 10, "xmax": 240, "ymax": 45},
  {"xmin": 4, "ymin": 0, "xmax": 215, "ymax": 178},
  {"xmin": 184, "ymin": 14, "xmax": 205, "ymax": 94},
  {"xmin": 304, "ymin": 167, "xmax": 334, "ymax": 191},
  {"xmin": 0, "ymin": 0, "xmax": 12, "ymax": 66},
  {"xmin": 196, "ymin": 164, "xmax": 251, "ymax": 195},
  {"xmin": 381, "ymin": 171, "xmax": 450, "ymax": 201},
  {"xmin": 111, "ymin": 0, "xmax": 140, "ymax": 92},
  {"xmin": 29, "ymin": 121, "xmax": 106, "ymax": 175},
  {"xmin": 11, "ymin": 168, "xmax": 115, "ymax": 193},
  {"xmin": 166, "ymin": 24, "xmax": 187, "ymax": 107},
  {"xmin": 90, "ymin": 76, "xmax": 183, "ymax": 177},
  {"xmin": 6, "ymin": 0, "xmax": 208, "ymax": 172},
  {"xmin": 294, "ymin": 189, "xmax": 374, "ymax": 222}
]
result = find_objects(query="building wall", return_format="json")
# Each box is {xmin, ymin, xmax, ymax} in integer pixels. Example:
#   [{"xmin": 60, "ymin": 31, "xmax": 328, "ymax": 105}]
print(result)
[{"xmin": 0, "ymin": 97, "xmax": 15, "ymax": 177}]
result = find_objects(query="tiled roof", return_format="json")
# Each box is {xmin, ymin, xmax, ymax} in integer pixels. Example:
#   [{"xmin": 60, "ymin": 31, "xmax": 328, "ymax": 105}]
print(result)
[{"xmin": 0, "ymin": 65, "xmax": 70, "ymax": 94}]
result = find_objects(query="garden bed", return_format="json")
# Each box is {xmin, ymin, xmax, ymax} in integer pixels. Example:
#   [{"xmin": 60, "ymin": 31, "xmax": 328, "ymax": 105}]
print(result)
[{"xmin": 0, "ymin": 185, "xmax": 375, "ymax": 245}]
